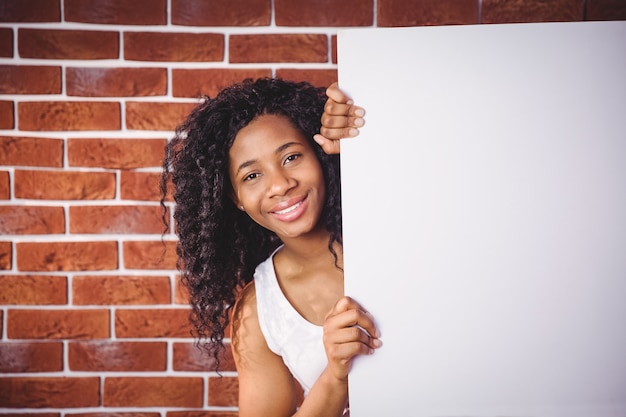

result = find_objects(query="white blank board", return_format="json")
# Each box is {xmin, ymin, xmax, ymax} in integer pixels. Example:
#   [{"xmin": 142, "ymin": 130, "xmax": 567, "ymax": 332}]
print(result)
[{"xmin": 339, "ymin": 22, "xmax": 626, "ymax": 417}]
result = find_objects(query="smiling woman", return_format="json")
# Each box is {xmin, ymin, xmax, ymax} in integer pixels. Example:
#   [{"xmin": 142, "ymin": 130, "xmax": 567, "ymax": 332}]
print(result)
[{"xmin": 160, "ymin": 78, "xmax": 377, "ymax": 416}]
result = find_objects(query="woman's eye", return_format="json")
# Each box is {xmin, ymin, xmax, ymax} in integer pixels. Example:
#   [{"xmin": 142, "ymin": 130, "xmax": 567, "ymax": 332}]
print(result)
[
  {"xmin": 284, "ymin": 153, "xmax": 301, "ymax": 164},
  {"xmin": 243, "ymin": 172, "xmax": 259, "ymax": 182}
]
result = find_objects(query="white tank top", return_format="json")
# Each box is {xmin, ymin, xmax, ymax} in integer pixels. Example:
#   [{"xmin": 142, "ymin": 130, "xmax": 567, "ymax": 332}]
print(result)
[{"xmin": 254, "ymin": 248, "xmax": 326, "ymax": 395}]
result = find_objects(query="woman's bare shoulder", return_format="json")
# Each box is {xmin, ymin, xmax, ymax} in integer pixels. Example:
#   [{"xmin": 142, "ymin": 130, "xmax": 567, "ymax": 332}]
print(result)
[
  {"xmin": 230, "ymin": 281, "xmax": 265, "ymax": 361},
  {"xmin": 232, "ymin": 281, "xmax": 258, "ymax": 324}
]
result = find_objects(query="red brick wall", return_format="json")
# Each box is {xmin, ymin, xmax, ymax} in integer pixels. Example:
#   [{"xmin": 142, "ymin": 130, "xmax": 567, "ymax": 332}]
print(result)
[{"xmin": 1, "ymin": 0, "xmax": 624, "ymax": 414}]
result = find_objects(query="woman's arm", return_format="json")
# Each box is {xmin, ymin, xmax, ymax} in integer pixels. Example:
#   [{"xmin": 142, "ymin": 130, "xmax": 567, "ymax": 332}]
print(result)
[{"xmin": 314, "ymin": 82, "xmax": 366, "ymax": 155}]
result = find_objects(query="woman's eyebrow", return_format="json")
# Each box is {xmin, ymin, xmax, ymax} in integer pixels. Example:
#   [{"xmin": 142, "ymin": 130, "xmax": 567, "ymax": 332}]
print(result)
[
  {"xmin": 235, "ymin": 159, "xmax": 256, "ymax": 175},
  {"xmin": 275, "ymin": 141, "xmax": 301, "ymax": 154}
]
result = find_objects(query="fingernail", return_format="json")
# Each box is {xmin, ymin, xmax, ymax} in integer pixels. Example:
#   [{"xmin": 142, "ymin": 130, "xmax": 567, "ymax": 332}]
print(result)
[
  {"xmin": 348, "ymin": 128, "xmax": 359, "ymax": 137},
  {"xmin": 355, "ymin": 108, "xmax": 364, "ymax": 117},
  {"xmin": 313, "ymin": 134, "xmax": 324, "ymax": 145},
  {"xmin": 354, "ymin": 118, "xmax": 364, "ymax": 127},
  {"xmin": 372, "ymin": 339, "xmax": 382, "ymax": 348}
]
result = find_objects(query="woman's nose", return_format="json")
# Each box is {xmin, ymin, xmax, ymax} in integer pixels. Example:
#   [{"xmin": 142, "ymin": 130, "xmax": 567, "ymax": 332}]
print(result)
[{"xmin": 267, "ymin": 169, "xmax": 295, "ymax": 196}]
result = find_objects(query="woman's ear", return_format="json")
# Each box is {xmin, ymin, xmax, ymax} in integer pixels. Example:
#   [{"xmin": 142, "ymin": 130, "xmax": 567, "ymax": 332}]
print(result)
[{"xmin": 229, "ymin": 190, "xmax": 245, "ymax": 211}]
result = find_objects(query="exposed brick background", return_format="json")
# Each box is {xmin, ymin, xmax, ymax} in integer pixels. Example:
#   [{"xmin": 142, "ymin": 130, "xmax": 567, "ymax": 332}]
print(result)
[{"xmin": 1, "ymin": 0, "xmax": 624, "ymax": 414}]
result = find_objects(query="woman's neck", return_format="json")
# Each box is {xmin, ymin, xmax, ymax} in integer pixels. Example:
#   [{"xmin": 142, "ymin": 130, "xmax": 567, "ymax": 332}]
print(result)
[{"xmin": 278, "ymin": 228, "xmax": 343, "ymax": 271}]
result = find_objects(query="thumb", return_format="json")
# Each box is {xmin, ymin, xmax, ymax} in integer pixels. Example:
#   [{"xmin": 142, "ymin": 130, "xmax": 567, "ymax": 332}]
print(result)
[{"xmin": 313, "ymin": 134, "xmax": 341, "ymax": 155}]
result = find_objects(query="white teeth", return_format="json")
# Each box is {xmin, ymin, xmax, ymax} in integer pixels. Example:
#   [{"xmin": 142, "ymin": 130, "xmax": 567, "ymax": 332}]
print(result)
[{"xmin": 275, "ymin": 202, "xmax": 300, "ymax": 215}]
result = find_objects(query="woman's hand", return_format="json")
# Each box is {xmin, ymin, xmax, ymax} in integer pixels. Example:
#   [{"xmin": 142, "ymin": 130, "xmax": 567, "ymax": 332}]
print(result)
[
  {"xmin": 322, "ymin": 296, "xmax": 382, "ymax": 382},
  {"xmin": 314, "ymin": 82, "xmax": 366, "ymax": 155}
]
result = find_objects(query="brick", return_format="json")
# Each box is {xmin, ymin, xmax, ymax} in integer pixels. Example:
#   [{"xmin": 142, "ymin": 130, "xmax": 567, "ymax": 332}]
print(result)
[
  {"xmin": 0, "ymin": 28, "xmax": 13, "ymax": 57},
  {"xmin": 172, "ymin": 68, "xmax": 272, "ymax": 98},
  {"xmin": 70, "ymin": 205, "xmax": 164, "ymax": 234},
  {"xmin": 482, "ymin": 0, "xmax": 583, "ymax": 23},
  {"xmin": 0, "ymin": 0, "xmax": 61, "ymax": 22},
  {"xmin": 104, "ymin": 377, "xmax": 203, "ymax": 407},
  {"xmin": 66, "ymin": 67, "xmax": 167, "ymax": 97},
  {"xmin": 0, "ymin": 65, "xmax": 62, "ymax": 94},
  {"xmin": 331, "ymin": 34, "xmax": 337, "ymax": 64},
  {"xmin": 14, "ymin": 170, "xmax": 116, "ymax": 200},
  {"xmin": 18, "ymin": 101, "xmax": 121, "ymax": 131},
  {"xmin": 275, "ymin": 69, "xmax": 337, "ymax": 89},
  {"xmin": 586, "ymin": 0, "xmax": 626, "ymax": 20},
  {"xmin": 378, "ymin": 0, "xmax": 478, "ymax": 26},
  {"xmin": 230, "ymin": 34, "xmax": 328, "ymax": 63},
  {"xmin": 73, "ymin": 275, "xmax": 171, "ymax": 305},
  {"xmin": 7, "ymin": 309, "xmax": 110, "ymax": 339},
  {"xmin": 4, "ymin": 409, "xmax": 55, "ymax": 417},
  {"xmin": 121, "ymin": 171, "xmax": 169, "ymax": 202},
  {"xmin": 0, "ymin": 241, "xmax": 11, "ymax": 270},
  {"xmin": 64, "ymin": 0, "xmax": 167, "ymax": 25},
  {"xmin": 123, "ymin": 240, "xmax": 177, "ymax": 270},
  {"xmin": 69, "ymin": 341, "xmax": 167, "ymax": 371},
  {"xmin": 70, "ymin": 414, "xmax": 159, "ymax": 417},
  {"xmin": 16, "ymin": 241, "xmax": 118, "ymax": 272},
  {"xmin": 0, "ymin": 275, "xmax": 67, "ymax": 305},
  {"xmin": 1, "ymin": 414, "xmax": 59, "ymax": 417},
  {"xmin": 0, "ymin": 136, "xmax": 63, "ymax": 167},
  {"xmin": 0, "ymin": 100, "xmax": 14, "ymax": 128},
  {"xmin": 18, "ymin": 29, "xmax": 119, "ymax": 59},
  {"xmin": 115, "ymin": 308, "xmax": 192, "ymax": 338},
  {"xmin": 208, "ymin": 376, "xmax": 238, "ymax": 407},
  {"xmin": 275, "ymin": 0, "xmax": 373, "ymax": 26},
  {"xmin": 0, "ymin": 342, "xmax": 63, "ymax": 372},
  {"xmin": 0, "ymin": 206, "xmax": 65, "ymax": 235},
  {"xmin": 0, "ymin": 377, "xmax": 100, "ymax": 408},
  {"xmin": 124, "ymin": 32, "xmax": 224, "ymax": 62},
  {"xmin": 172, "ymin": 0, "xmax": 270, "ymax": 26},
  {"xmin": 0, "ymin": 171, "xmax": 9, "ymax": 199},
  {"xmin": 68, "ymin": 138, "xmax": 166, "ymax": 169},
  {"xmin": 174, "ymin": 275, "xmax": 190, "ymax": 305},
  {"xmin": 173, "ymin": 342, "xmax": 235, "ymax": 372},
  {"xmin": 126, "ymin": 101, "xmax": 197, "ymax": 131}
]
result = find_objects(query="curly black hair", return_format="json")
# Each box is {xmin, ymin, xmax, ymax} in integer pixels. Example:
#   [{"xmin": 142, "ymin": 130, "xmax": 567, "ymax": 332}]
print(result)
[{"xmin": 160, "ymin": 78, "xmax": 343, "ymax": 366}]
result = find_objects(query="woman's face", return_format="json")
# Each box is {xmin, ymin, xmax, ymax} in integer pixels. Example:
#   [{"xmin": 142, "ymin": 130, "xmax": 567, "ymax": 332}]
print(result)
[{"xmin": 228, "ymin": 114, "xmax": 326, "ymax": 241}]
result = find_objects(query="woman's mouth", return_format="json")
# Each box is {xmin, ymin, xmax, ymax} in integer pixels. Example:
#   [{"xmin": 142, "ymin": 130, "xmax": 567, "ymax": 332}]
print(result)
[
  {"xmin": 275, "ymin": 202, "xmax": 301, "ymax": 215},
  {"xmin": 271, "ymin": 196, "xmax": 308, "ymax": 221}
]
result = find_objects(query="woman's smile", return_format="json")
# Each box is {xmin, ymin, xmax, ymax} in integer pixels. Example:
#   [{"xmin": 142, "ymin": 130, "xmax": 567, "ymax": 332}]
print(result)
[{"xmin": 270, "ymin": 194, "xmax": 309, "ymax": 221}]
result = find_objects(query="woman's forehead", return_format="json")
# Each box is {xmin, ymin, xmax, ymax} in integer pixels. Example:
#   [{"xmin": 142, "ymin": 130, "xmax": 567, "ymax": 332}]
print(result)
[{"xmin": 230, "ymin": 115, "xmax": 306, "ymax": 153}]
